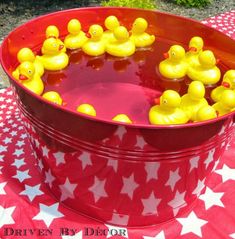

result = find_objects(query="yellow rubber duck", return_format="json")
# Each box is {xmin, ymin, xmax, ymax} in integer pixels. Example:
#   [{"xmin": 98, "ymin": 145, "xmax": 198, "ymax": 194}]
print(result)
[
  {"xmin": 185, "ymin": 36, "xmax": 204, "ymax": 67},
  {"xmin": 36, "ymin": 38, "xmax": 69, "ymax": 71},
  {"xmin": 13, "ymin": 61, "xmax": 44, "ymax": 95},
  {"xmin": 106, "ymin": 26, "xmax": 136, "ymax": 57},
  {"xmin": 64, "ymin": 19, "xmax": 88, "ymax": 50},
  {"xmin": 187, "ymin": 50, "xmax": 221, "ymax": 85},
  {"xmin": 112, "ymin": 114, "xmax": 132, "ymax": 123},
  {"xmin": 76, "ymin": 103, "xmax": 96, "ymax": 116},
  {"xmin": 149, "ymin": 90, "xmax": 189, "ymax": 125},
  {"xmin": 12, "ymin": 48, "xmax": 44, "ymax": 78},
  {"xmin": 82, "ymin": 25, "xmax": 105, "ymax": 56},
  {"xmin": 158, "ymin": 45, "xmax": 187, "ymax": 80},
  {"xmin": 180, "ymin": 81, "xmax": 208, "ymax": 121},
  {"xmin": 211, "ymin": 69, "xmax": 235, "ymax": 102},
  {"xmin": 130, "ymin": 17, "xmax": 155, "ymax": 48},
  {"xmin": 194, "ymin": 105, "xmax": 217, "ymax": 122},
  {"xmin": 43, "ymin": 25, "xmax": 66, "ymax": 53},
  {"xmin": 42, "ymin": 91, "xmax": 63, "ymax": 105},
  {"xmin": 212, "ymin": 90, "xmax": 235, "ymax": 116},
  {"xmin": 102, "ymin": 16, "xmax": 120, "ymax": 43}
]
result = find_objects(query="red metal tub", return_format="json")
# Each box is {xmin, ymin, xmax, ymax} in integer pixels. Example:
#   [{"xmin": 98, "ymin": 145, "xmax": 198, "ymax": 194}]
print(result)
[{"xmin": 1, "ymin": 7, "xmax": 235, "ymax": 227}]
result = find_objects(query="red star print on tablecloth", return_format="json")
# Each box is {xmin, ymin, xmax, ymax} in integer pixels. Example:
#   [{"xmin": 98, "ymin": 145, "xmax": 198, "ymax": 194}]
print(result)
[
  {"xmin": 1, "ymin": 11, "xmax": 235, "ymax": 239},
  {"xmin": 202, "ymin": 10, "xmax": 235, "ymax": 38}
]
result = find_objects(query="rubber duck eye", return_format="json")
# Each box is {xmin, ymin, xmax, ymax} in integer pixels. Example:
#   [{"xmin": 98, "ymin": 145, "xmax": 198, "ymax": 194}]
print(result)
[
  {"xmin": 172, "ymin": 52, "xmax": 175, "ymax": 56},
  {"xmin": 163, "ymin": 99, "xmax": 167, "ymax": 104},
  {"xmin": 53, "ymin": 44, "xmax": 57, "ymax": 48},
  {"xmin": 28, "ymin": 70, "xmax": 32, "ymax": 74},
  {"xmin": 93, "ymin": 31, "xmax": 96, "ymax": 35}
]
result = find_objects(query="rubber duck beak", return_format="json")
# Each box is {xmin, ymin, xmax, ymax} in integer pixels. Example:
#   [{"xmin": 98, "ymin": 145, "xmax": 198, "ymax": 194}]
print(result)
[
  {"xmin": 59, "ymin": 45, "xmax": 64, "ymax": 51},
  {"xmin": 19, "ymin": 74, "xmax": 28, "ymax": 81},
  {"xmin": 189, "ymin": 47, "xmax": 197, "ymax": 52},
  {"xmin": 163, "ymin": 52, "xmax": 169, "ymax": 59},
  {"xmin": 86, "ymin": 32, "xmax": 91, "ymax": 38},
  {"xmin": 154, "ymin": 97, "xmax": 161, "ymax": 105},
  {"xmin": 221, "ymin": 81, "xmax": 230, "ymax": 88}
]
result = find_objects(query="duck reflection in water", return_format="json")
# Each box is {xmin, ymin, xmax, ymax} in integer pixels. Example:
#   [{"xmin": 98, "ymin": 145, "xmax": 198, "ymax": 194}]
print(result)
[{"xmin": 86, "ymin": 57, "xmax": 104, "ymax": 71}]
